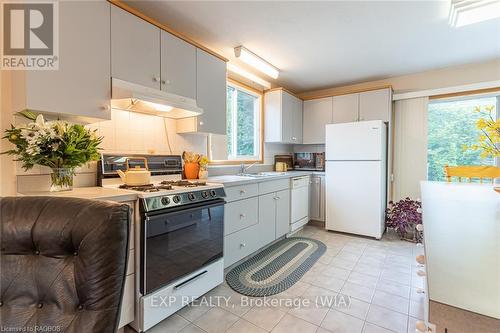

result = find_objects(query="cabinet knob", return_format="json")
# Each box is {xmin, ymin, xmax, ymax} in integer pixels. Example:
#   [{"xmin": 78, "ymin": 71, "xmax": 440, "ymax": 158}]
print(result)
[
  {"xmin": 274, "ymin": 196, "xmax": 280, "ymax": 200},
  {"xmin": 239, "ymin": 213, "xmax": 246, "ymax": 219},
  {"xmin": 417, "ymin": 270, "xmax": 426, "ymax": 277},
  {"xmin": 240, "ymin": 243, "xmax": 246, "ymax": 248},
  {"xmin": 161, "ymin": 80, "xmax": 166, "ymax": 85},
  {"xmin": 199, "ymin": 121, "xmax": 204, "ymax": 126},
  {"xmin": 101, "ymin": 105, "xmax": 110, "ymax": 111},
  {"xmin": 240, "ymin": 190, "xmax": 246, "ymax": 194},
  {"xmin": 292, "ymin": 137, "xmax": 297, "ymax": 141},
  {"xmin": 153, "ymin": 77, "xmax": 160, "ymax": 82},
  {"xmin": 416, "ymin": 288, "xmax": 425, "ymax": 294}
]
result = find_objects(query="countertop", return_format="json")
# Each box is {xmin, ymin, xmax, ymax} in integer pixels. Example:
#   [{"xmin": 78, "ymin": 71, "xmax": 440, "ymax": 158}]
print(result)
[
  {"xmin": 207, "ymin": 170, "xmax": 325, "ymax": 187},
  {"xmin": 18, "ymin": 187, "xmax": 138, "ymax": 202},
  {"xmin": 420, "ymin": 181, "xmax": 500, "ymax": 319}
]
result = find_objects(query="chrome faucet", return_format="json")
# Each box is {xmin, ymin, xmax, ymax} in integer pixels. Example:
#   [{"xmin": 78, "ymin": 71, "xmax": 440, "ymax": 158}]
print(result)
[{"xmin": 240, "ymin": 162, "xmax": 258, "ymax": 174}]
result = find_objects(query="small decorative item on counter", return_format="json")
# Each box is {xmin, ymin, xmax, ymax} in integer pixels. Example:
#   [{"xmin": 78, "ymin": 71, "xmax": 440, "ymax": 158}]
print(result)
[
  {"xmin": 1, "ymin": 111, "xmax": 102, "ymax": 192},
  {"xmin": 385, "ymin": 197, "xmax": 423, "ymax": 242},
  {"xmin": 198, "ymin": 155, "xmax": 209, "ymax": 180},
  {"xmin": 182, "ymin": 151, "xmax": 201, "ymax": 179}
]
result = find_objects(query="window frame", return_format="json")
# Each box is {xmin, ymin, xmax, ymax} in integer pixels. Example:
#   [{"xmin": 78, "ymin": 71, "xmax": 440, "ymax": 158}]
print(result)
[
  {"xmin": 208, "ymin": 78, "xmax": 264, "ymax": 165},
  {"xmin": 427, "ymin": 91, "xmax": 500, "ymax": 181}
]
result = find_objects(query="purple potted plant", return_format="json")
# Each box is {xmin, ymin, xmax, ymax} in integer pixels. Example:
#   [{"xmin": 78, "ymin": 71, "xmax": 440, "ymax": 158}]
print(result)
[{"xmin": 386, "ymin": 197, "xmax": 423, "ymax": 242}]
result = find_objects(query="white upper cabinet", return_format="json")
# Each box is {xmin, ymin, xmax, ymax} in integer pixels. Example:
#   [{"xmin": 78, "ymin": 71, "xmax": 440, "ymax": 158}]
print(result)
[
  {"xmin": 332, "ymin": 93, "xmax": 359, "ymax": 123},
  {"xmin": 264, "ymin": 89, "xmax": 303, "ymax": 144},
  {"xmin": 191, "ymin": 48, "xmax": 227, "ymax": 135},
  {"xmin": 359, "ymin": 88, "xmax": 391, "ymax": 122},
  {"xmin": 302, "ymin": 97, "xmax": 333, "ymax": 144},
  {"xmin": 161, "ymin": 31, "xmax": 196, "ymax": 99},
  {"xmin": 332, "ymin": 88, "xmax": 391, "ymax": 124},
  {"xmin": 111, "ymin": 6, "xmax": 161, "ymax": 90},
  {"xmin": 16, "ymin": 1, "xmax": 111, "ymax": 122}
]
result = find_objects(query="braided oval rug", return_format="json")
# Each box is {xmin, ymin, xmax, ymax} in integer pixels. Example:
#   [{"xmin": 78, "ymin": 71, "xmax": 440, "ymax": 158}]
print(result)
[{"xmin": 225, "ymin": 237, "xmax": 326, "ymax": 297}]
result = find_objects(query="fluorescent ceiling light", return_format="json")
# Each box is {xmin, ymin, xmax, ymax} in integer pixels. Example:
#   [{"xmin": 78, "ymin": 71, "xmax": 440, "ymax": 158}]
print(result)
[
  {"xmin": 143, "ymin": 100, "xmax": 173, "ymax": 112},
  {"xmin": 234, "ymin": 46, "xmax": 279, "ymax": 79},
  {"xmin": 227, "ymin": 63, "xmax": 271, "ymax": 89},
  {"xmin": 449, "ymin": 0, "xmax": 500, "ymax": 27}
]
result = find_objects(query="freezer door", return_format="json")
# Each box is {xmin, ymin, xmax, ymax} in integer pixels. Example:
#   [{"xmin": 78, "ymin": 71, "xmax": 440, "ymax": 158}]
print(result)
[
  {"xmin": 325, "ymin": 161, "xmax": 385, "ymax": 239},
  {"xmin": 325, "ymin": 120, "xmax": 385, "ymax": 161}
]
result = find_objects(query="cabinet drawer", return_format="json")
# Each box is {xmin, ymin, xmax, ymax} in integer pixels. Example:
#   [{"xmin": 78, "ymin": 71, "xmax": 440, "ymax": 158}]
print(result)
[
  {"xmin": 225, "ymin": 184, "xmax": 259, "ymax": 202},
  {"xmin": 118, "ymin": 273, "xmax": 134, "ymax": 328},
  {"xmin": 224, "ymin": 223, "xmax": 261, "ymax": 268},
  {"xmin": 259, "ymin": 179, "xmax": 289, "ymax": 194},
  {"xmin": 225, "ymin": 197, "xmax": 259, "ymax": 235}
]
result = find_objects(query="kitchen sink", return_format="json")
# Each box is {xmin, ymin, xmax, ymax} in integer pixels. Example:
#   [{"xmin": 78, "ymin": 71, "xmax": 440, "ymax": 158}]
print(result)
[{"xmin": 237, "ymin": 172, "xmax": 288, "ymax": 177}]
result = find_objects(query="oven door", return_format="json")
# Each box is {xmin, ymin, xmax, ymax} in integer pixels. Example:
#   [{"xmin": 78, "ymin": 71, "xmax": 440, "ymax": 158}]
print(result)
[{"xmin": 141, "ymin": 199, "xmax": 225, "ymax": 295}]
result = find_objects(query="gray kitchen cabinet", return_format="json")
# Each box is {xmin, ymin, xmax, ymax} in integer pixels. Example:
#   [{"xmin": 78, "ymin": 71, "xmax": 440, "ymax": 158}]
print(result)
[
  {"xmin": 259, "ymin": 189, "xmax": 291, "ymax": 241},
  {"xmin": 264, "ymin": 89, "xmax": 303, "ymax": 143},
  {"xmin": 161, "ymin": 31, "xmax": 196, "ymax": 99},
  {"xmin": 177, "ymin": 49, "xmax": 227, "ymax": 134},
  {"xmin": 275, "ymin": 189, "xmax": 291, "ymax": 238},
  {"xmin": 111, "ymin": 5, "xmax": 161, "ymax": 90},
  {"xmin": 332, "ymin": 93, "xmax": 359, "ymax": 123},
  {"xmin": 13, "ymin": 1, "xmax": 111, "ymax": 122},
  {"xmin": 309, "ymin": 175, "xmax": 325, "ymax": 222},
  {"xmin": 359, "ymin": 88, "xmax": 391, "ymax": 122},
  {"xmin": 302, "ymin": 97, "xmax": 333, "ymax": 144}
]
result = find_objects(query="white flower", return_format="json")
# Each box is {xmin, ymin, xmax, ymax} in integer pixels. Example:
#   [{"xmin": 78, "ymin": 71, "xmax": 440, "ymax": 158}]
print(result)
[{"xmin": 35, "ymin": 114, "xmax": 45, "ymax": 126}]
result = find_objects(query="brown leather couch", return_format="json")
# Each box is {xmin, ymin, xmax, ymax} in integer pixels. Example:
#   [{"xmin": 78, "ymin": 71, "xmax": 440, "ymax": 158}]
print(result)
[{"xmin": 0, "ymin": 197, "xmax": 130, "ymax": 333}]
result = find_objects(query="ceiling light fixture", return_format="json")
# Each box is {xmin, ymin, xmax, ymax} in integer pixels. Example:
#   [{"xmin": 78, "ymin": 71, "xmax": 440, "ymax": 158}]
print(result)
[
  {"xmin": 449, "ymin": 0, "xmax": 500, "ymax": 27},
  {"xmin": 234, "ymin": 46, "xmax": 279, "ymax": 79},
  {"xmin": 227, "ymin": 63, "xmax": 272, "ymax": 89}
]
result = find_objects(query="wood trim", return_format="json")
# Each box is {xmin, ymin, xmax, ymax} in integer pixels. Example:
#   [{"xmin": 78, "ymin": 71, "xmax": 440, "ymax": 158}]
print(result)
[
  {"xmin": 208, "ymin": 79, "xmax": 265, "ymax": 166},
  {"xmin": 300, "ymin": 84, "xmax": 393, "ymax": 101},
  {"xmin": 429, "ymin": 86, "xmax": 500, "ymax": 100},
  {"xmin": 264, "ymin": 87, "xmax": 302, "ymax": 100},
  {"xmin": 108, "ymin": 0, "xmax": 228, "ymax": 62}
]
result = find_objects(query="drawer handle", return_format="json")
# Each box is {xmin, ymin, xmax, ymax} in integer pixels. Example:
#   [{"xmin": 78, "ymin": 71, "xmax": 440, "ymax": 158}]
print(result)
[
  {"xmin": 240, "ymin": 243, "xmax": 246, "ymax": 248},
  {"xmin": 274, "ymin": 196, "xmax": 280, "ymax": 200},
  {"xmin": 416, "ymin": 288, "xmax": 425, "ymax": 294},
  {"xmin": 174, "ymin": 270, "xmax": 208, "ymax": 290},
  {"xmin": 240, "ymin": 213, "xmax": 246, "ymax": 219},
  {"xmin": 417, "ymin": 270, "xmax": 426, "ymax": 277},
  {"xmin": 240, "ymin": 190, "xmax": 246, "ymax": 194}
]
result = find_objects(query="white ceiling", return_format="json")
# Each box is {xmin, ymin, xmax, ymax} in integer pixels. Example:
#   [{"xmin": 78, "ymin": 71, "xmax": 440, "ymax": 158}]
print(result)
[{"xmin": 125, "ymin": 1, "xmax": 500, "ymax": 93}]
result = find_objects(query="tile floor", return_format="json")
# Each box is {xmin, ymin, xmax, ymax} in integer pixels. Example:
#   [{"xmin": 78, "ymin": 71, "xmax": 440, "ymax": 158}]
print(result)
[{"xmin": 137, "ymin": 225, "xmax": 426, "ymax": 333}]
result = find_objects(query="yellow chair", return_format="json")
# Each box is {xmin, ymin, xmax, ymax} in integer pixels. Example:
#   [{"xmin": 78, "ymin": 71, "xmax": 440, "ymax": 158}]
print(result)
[{"xmin": 444, "ymin": 165, "xmax": 500, "ymax": 183}]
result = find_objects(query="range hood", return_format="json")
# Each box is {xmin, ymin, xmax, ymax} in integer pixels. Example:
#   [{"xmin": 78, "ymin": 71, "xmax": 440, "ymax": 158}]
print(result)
[{"xmin": 111, "ymin": 78, "xmax": 203, "ymax": 119}]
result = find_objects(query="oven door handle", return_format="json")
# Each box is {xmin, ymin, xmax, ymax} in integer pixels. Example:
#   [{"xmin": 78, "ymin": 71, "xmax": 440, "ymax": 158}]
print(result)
[{"xmin": 173, "ymin": 270, "xmax": 208, "ymax": 290}]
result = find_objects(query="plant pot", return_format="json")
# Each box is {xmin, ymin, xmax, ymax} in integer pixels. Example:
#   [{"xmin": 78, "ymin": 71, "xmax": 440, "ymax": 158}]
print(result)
[
  {"xmin": 184, "ymin": 162, "xmax": 200, "ymax": 179},
  {"xmin": 50, "ymin": 168, "xmax": 75, "ymax": 192}
]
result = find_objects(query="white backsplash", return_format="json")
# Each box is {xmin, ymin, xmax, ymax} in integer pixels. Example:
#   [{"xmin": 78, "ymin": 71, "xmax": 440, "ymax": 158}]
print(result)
[{"xmin": 16, "ymin": 109, "xmax": 294, "ymax": 192}]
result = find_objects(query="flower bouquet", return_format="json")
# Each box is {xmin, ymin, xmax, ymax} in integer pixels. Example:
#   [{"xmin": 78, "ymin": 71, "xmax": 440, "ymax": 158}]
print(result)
[{"xmin": 2, "ymin": 111, "xmax": 102, "ymax": 191}]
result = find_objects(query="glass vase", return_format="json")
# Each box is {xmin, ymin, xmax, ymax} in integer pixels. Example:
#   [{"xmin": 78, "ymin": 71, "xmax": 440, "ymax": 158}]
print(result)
[{"xmin": 50, "ymin": 168, "xmax": 75, "ymax": 192}]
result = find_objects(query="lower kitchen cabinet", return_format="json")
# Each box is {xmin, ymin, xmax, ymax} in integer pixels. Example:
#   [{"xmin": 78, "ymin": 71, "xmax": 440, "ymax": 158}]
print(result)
[
  {"xmin": 309, "ymin": 175, "xmax": 325, "ymax": 222},
  {"xmin": 275, "ymin": 189, "xmax": 291, "ymax": 238},
  {"xmin": 224, "ymin": 223, "xmax": 261, "ymax": 267},
  {"xmin": 258, "ymin": 189, "xmax": 290, "ymax": 244}
]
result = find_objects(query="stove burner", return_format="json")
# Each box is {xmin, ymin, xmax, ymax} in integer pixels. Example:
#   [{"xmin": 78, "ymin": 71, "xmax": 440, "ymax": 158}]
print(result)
[
  {"xmin": 119, "ymin": 184, "xmax": 173, "ymax": 192},
  {"xmin": 160, "ymin": 180, "xmax": 207, "ymax": 187}
]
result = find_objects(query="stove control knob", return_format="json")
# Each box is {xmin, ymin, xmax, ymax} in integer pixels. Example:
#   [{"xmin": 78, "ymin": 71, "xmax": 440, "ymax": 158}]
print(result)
[
  {"xmin": 172, "ymin": 195, "xmax": 181, "ymax": 203},
  {"xmin": 188, "ymin": 193, "xmax": 196, "ymax": 201},
  {"xmin": 201, "ymin": 191, "xmax": 209, "ymax": 199},
  {"xmin": 210, "ymin": 189, "xmax": 217, "ymax": 197},
  {"xmin": 161, "ymin": 197, "xmax": 170, "ymax": 205}
]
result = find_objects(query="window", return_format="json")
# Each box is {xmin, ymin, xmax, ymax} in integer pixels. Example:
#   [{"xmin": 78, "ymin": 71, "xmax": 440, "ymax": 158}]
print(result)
[
  {"xmin": 427, "ymin": 95, "xmax": 499, "ymax": 181},
  {"xmin": 209, "ymin": 81, "xmax": 262, "ymax": 163}
]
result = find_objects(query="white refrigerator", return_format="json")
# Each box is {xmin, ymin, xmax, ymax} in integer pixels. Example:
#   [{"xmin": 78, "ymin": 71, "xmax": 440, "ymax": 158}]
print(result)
[{"xmin": 325, "ymin": 120, "xmax": 387, "ymax": 239}]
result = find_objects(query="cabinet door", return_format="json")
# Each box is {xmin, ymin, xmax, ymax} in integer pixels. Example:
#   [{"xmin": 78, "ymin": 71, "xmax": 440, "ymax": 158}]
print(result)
[
  {"xmin": 292, "ymin": 97, "xmax": 303, "ymax": 143},
  {"xmin": 111, "ymin": 6, "xmax": 161, "ymax": 90},
  {"xmin": 309, "ymin": 176, "xmax": 321, "ymax": 220},
  {"xmin": 319, "ymin": 175, "xmax": 326, "ymax": 222},
  {"xmin": 332, "ymin": 93, "xmax": 359, "ymax": 123},
  {"xmin": 275, "ymin": 189, "xmax": 291, "ymax": 238},
  {"xmin": 196, "ymin": 49, "xmax": 227, "ymax": 135},
  {"xmin": 258, "ymin": 193, "xmax": 276, "ymax": 245},
  {"xmin": 264, "ymin": 90, "xmax": 282, "ymax": 142},
  {"xmin": 161, "ymin": 31, "xmax": 196, "ymax": 99},
  {"xmin": 24, "ymin": 1, "xmax": 111, "ymax": 121},
  {"xmin": 281, "ymin": 92, "xmax": 294, "ymax": 143},
  {"xmin": 303, "ymin": 97, "xmax": 333, "ymax": 144},
  {"xmin": 359, "ymin": 89, "xmax": 391, "ymax": 122}
]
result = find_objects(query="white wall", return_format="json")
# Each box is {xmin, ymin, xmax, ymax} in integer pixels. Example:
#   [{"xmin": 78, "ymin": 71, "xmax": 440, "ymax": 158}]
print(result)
[{"xmin": 1, "ymin": 72, "xmax": 16, "ymax": 196}]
